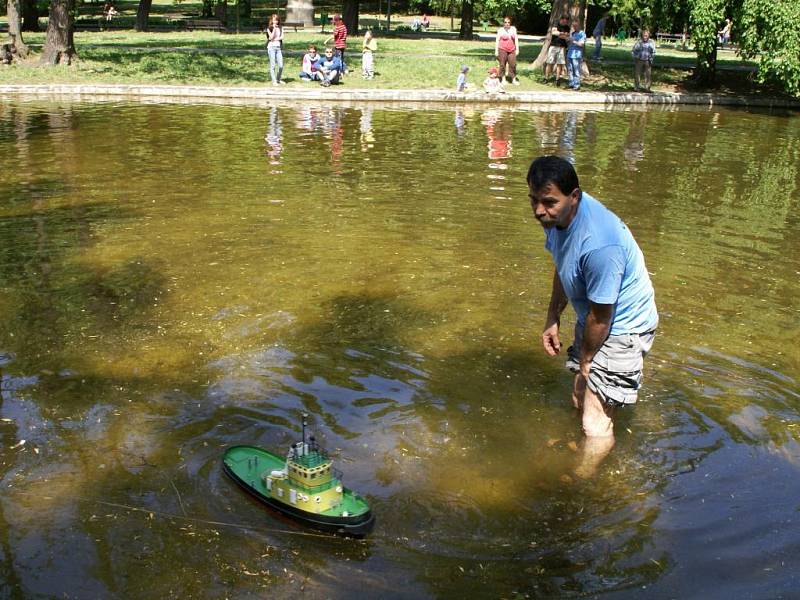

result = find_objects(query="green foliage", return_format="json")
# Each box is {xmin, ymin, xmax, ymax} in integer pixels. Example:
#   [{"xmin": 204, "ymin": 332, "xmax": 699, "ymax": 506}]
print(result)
[
  {"xmin": 688, "ymin": 0, "xmax": 724, "ymax": 70},
  {"xmin": 609, "ymin": 0, "xmax": 693, "ymax": 39},
  {"xmin": 612, "ymin": 0, "xmax": 653, "ymax": 28},
  {"xmin": 426, "ymin": 0, "xmax": 542, "ymax": 26},
  {"xmin": 738, "ymin": 0, "xmax": 800, "ymax": 96}
]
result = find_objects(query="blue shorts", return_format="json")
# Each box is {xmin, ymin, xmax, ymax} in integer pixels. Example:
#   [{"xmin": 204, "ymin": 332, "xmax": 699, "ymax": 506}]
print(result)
[{"xmin": 566, "ymin": 327, "xmax": 656, "ymax": 406}]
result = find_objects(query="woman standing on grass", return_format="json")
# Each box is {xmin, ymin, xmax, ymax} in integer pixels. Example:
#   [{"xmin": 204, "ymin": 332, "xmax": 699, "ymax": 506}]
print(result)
[
  {"xmin": 266, "ymin": 14, "xmax": 285, "ymax": 85},
  {"xmin": 495, "ymin": 16, "xmax": 520, "ymax": 85}
]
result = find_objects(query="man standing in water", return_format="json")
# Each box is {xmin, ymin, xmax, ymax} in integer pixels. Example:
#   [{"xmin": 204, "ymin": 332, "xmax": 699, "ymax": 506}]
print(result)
[{"xmin": 527, "ymin": 156, "xmax": 658, "ymax": 473}]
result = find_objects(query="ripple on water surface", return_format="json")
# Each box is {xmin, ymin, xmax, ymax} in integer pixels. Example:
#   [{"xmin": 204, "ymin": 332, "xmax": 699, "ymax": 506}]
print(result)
[{"xmin": 0, "ymin": 99, "xmax": 799, "ymax": 598}]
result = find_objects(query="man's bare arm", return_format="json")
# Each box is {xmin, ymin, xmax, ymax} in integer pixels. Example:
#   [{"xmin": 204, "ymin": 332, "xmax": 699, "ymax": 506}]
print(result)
[
  {"xmin": 542, "ymin": 270, "xmax": 569, "ymax": 356},
  {"xmin": 579, "ymin": 302, "xmax": 613, "ymax": 376}
]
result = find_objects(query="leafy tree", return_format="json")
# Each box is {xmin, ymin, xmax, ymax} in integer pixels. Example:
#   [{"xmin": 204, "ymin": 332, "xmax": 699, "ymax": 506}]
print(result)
[
  {"xmin": 427, "ymin": 0, "xmax": 536, "ymax": 39},
  {"xmin": 531, "ymin": 0, "xmax": 584, "ymax": 69},
  {"xmin": 609, "ymin": 0, "xmax": 725, "ymax": 84},
  {"xmin": 737, "ymin": 0, "xmax": 800, "ymax": 96},
  {"xmin": 688, "ymin": 0, "xmax": 725, "ymax": 83}
]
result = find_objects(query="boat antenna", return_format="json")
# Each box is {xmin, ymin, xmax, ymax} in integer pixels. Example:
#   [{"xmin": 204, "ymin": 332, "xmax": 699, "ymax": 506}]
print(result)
[{"xmin": 302, "ymin": 413, "xmax": 308, "ymax": 445}]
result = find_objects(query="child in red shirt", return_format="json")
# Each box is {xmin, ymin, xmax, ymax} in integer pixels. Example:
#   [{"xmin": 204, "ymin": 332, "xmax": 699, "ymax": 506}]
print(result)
[{"xmin": 326, "ymin": 14, "xmax": 349, "ymax": 75}]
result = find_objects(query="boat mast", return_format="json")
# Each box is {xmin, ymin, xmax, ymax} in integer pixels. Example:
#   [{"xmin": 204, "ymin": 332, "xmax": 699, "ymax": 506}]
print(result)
[{"xmin": 302, "ymin": 412, "xmax": 307, "ymax": 446}]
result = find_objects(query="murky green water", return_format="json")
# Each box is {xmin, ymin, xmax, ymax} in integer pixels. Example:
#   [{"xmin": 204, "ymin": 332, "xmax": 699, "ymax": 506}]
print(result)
[{"xmin": 1, "ymin": 98, "xmax": 799, "ymax": 598}]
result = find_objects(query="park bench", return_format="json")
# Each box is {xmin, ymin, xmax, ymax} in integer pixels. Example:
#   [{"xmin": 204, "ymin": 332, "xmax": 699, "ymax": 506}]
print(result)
[
  {"xmin": 186, "ymin": 19, "xmax": 225, "ymax": 32},
  {"xmin": 73, "ymin": 20, "xmax": 131, "ymax": 32},
  {"xmin": 656, "ymin": 32, "xmax": 689, "ymax": 48},
  {"xmin": 283, "ymin": 21, "xmax": 304, "ymax": 32},
  {"xmin": 74, "ymin": 21, "xmax": 103, "ymax": 32}
]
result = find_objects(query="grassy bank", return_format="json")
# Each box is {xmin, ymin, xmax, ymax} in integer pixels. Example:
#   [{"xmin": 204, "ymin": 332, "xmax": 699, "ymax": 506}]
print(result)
[{"xmin": 2, "ymin": 28, "xmax": 764, "ymax": 96}]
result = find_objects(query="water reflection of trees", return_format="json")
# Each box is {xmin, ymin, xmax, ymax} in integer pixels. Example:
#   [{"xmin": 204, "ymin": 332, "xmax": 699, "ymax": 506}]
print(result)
[{"xmin": 2, "ymin": 101, "xmax": 800, "ymax": 597}]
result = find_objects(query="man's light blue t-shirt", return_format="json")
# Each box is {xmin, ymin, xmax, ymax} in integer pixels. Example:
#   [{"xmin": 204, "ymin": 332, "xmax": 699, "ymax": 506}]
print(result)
[{"xmin": 544, "ymin": 192, "xmax": 658, "ymax": 335}]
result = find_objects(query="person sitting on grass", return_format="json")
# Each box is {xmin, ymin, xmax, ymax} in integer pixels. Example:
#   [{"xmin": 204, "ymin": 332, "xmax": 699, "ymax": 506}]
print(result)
[
  {"xmin": 422, "ymin": 15, "xmax": 430, "ymax": 30},
  {"xmin": 483, "ymin": 66, "xmax": 506, "ymax": 94},
  {"xmin": 318, "ymin": 47, "xmax": 343, "ymax": 87},
  {"xmin": 300, "ymin": 44, "xmax": 323, "ymax": 81},
  {"xmin": 456, "ymin": 64, "xmax": 470, "ymax": 91}
]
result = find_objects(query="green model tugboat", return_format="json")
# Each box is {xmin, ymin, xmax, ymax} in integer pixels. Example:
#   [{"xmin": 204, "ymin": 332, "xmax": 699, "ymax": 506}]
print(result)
[{"xmin": 222, "ymin": 414, "xmax": 375, "ymax": 536}]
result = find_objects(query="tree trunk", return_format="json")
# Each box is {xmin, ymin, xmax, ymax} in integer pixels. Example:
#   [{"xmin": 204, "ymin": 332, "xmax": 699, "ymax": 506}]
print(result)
[
  {"xmin": 458, "ymin": 0, "xmax": 472, "ymax": 40},
  {"xmin": 40, "ymin": 0, "xmax": 76, "ymax": 65},
  {"xmin": 342, "ymin": 0, "xmax": 358, "ymax": 36},
  {"xmin": 689, "ymin": 0, "xmax": 724, "ymax": 86},
  {"xmin": 21, "ymin": 0, "xmax": 39, "ymax": 32},
  {"xmin": 571, "ymin": 0, "xmax": 585, "ymax": 30},
  {"xmin": 215, "ymin": 0, "xmax": 227, "ymax": 25},
  {"xmin": 136, "ymin": 0, "xmax": 153, "ymax": 32},
  {"xmin": 532, "ymin": 0, "xmax": 569, "ymax": 69},
  {"xmin": 694, "ymin": 46, "xmax": 717, "ymax": 85},
  {"xmin": 7, "ymin": 0, "xmax": 29, "ymax": 59}
]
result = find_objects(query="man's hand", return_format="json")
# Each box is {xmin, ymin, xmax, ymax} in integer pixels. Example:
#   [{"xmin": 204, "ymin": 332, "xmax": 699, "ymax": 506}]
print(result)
[{"xmin": 542, "ymin": 322, "xmax": 561, "ymax": 356}]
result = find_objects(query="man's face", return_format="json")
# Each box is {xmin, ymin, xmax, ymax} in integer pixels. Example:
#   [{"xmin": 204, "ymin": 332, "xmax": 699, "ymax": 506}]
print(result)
[
  {"xmin": 529, "ymin": 182, "xmax": 580, "ymax": 229},
  {"xmin": 559, "ymin": 17, "xmax": 569, "ymax": 27},
  {"xmin": 642, "ymin": 31, "xmax": 650, "ymax": 42}
]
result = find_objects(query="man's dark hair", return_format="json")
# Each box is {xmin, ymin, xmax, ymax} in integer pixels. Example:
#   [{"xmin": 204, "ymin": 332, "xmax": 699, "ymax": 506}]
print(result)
[{"xmin": 527, "ymin": 155, "xmax": 580, "ymax": 195}]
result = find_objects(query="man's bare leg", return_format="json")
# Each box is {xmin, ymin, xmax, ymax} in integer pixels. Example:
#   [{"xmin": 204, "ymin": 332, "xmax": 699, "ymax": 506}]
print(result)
[
  {"xmin": 572, "ymin": 371, "xmax": 585, "ymax": 410},
  {"xmin": 556, "ymin": 64, "xmax": 566, "ymax": 86},
  {"xmin": 575, "ymin": 379, "xmax": 615, "ymax": 478}
]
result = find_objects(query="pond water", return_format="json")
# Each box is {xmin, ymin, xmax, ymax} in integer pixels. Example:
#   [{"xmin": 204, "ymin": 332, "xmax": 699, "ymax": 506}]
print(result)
[{"xmin": 0, "ymin": 98, "xmax": 799, "ymax": 598}]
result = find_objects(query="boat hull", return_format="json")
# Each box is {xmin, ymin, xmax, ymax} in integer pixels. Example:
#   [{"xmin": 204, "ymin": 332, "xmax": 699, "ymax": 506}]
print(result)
[{"xmin": 222, "ymin": 445, "xmax": 375, "ymax": 536}]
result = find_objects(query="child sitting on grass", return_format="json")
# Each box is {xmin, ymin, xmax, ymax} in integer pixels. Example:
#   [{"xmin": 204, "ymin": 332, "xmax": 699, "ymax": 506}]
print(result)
[
  {"xmin": 300, "ymin": 45, "xmax": 323, "ymax": 81},
  {"xmin": 483, "ymin": 66, "xmax": 506, "ymax": 94}
]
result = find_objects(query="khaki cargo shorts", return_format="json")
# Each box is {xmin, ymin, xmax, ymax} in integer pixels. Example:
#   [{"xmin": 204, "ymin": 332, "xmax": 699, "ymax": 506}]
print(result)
[
  {"xmin": 566, "ymin": 327, "xmax": 656, "ymax": 406},
  {"xmin": 546, "ymin": 45, "xmax": 566, "ymax": 65}
]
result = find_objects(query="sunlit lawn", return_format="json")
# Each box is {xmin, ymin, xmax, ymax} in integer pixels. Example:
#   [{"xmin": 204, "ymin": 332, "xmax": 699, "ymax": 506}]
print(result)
[{"xmin": 4, "ymin": 25, "xmax": 757, "ymax": 93}]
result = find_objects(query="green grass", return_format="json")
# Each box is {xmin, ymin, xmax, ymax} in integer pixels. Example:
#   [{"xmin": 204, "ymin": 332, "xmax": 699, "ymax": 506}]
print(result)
[{"xmin": 4, "ymin": 29, "xmax": 763, "ymax": 95}]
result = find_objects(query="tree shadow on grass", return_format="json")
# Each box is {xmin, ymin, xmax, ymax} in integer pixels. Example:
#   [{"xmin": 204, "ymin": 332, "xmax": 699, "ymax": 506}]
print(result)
[{"xmin": 83, "ymin": 48, "xmax": 270, "ymax": 83}]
